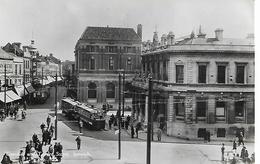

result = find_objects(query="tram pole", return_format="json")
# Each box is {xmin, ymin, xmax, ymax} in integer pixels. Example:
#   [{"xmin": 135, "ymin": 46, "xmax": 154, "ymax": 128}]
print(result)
[
  {"xmin": 4, "ymin": 64, "xmax": 7, "ymax": 114},
  {"xmin": 54, "ymin": 72, "xmax": 58, "ymax": 140},
  {"xmin": 146, "ymin": 75, "xmax": 153, "ymax": 164},
  {"xmin": 122, "ymin": 70, "xmax": 125, "ymax": 117},
  {"xmin": 118, "ymin": 73, "xmax": 121, "ymax": 160}
]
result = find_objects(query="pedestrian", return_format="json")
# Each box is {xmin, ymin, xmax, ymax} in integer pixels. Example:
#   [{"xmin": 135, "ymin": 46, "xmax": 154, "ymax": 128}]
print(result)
[
  {"xmin": 79, "ymin": 120, "xmax": 83, "ymax": 133},
  {"xmin": 238, "ymin": 131, "xmax": 244, "ymax": 146},
  {"xmin": 18, "ymin": 150, "xmax": 24, "ymax": 164},
  {"xmin": 48, "ymin": 144, "xmax": 54, "ymax": 159},
  {"xmin": 207, "ymin": 131, "xmax": 211, "ymax": 142},
  {"xmin": 24, "ymin": 141, "xmax": 31, "ymax": 161},
  {"xmin": 56, "ymin": 142, "xmax": 63, "ymax": 162},
  {"xmin": 157, "ymin": 128, "xmax": 162, "ymax": 141},
  {"xmin": 40, "ymin": 123, "xmax": 46, "ymax": 133},
  {"xmin": 240, "ymin": 146, "xmax": 246, "ymax": 159},
  {"xmin": 32, "ymin": 133, "xmax": 38, "ymax": 146},
  {"xmin": 42, "ymin": 130, "xmax": 48, "ymax": 146},
  {"xmin": 204, "ymin": 131, "xmax": 208, "ymax": 143},
  {"xmin": 111, "ymin": 114, "xmax": 115, "ymax": 126},
  {"xmin": 221, "ymin": 143, "xmax": 225, "ymax": 161},
  {"xmin": 23, "ymin": 100, "xmax": 27, "ymax": 111},
  {"xmin": 131, "ymin": 125, "xmax": 135, "ymax": 138},
  {"xmin": 125, "ymin": 115, "xmax": 130, "ymax": 130},
  {"xmin": 75, "ymin": 135, "xmax": 81, "ymax": 150},
  {"xmin": 1, "ymin": 153, "xmax": 12, "ymax": 164},
  {"xmin": 232, "ymin": 140, "xmax": 237, "ymax": 153},
  {"xmin": 47, "ymin": 130, "xmax": 52, "ymax": 145},
  {"xmin": 49, "ymin": 123, "xmax": 54, "ymax": 138},
  {"xmin": 135, "ymin": 126, "xmax": 139, "ymax": 138},
  {"xmin": 108, "ymin": 119, "xmax": 112, "ymax": 129},
  {"xmin": 36, "ymin": 142, "xmax": 43, "ymax": 158},
  {"xmin": 46, "ymin": 115, "xmax": 51, "ymax": 129},
  {"xmin": 53, "ymin": 142, "xmax": 58, "ymax": 157}
]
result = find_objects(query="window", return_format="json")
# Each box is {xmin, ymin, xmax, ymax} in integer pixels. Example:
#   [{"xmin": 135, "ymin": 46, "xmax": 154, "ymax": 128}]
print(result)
[
  {"xmin": 217, "ymin": 65, "xmax": 226, "ymax": 83},
  {"xmin": 198, "ymin": 65, "xmax": 207, "ymax": 83},
  {"xmin": 126, "ymin": 57, "xmax": 132, "ymax": 70},
  {"xmin": 235, "ymin": 101, "xmax": 244, "ymax": 117},
  {"xmin": 106, "ymin": 83, "xmax": 115, "ymax": 98},
  {"xmin": 217, "ymin": 128, "xmax": 226, "ymax": 137},
  {"xmin": 216, "ymin": 101, "xmax": 225, "ymax": 117},
  {"xmin": 198, "ymin": 128, "xmax": 206, "ymax": 138},
  {"xmin": 175, "ymin": 97, "xmax": 185, "ymax": 116},
  {"xmin": 15, "ymin": 65, "xmax": 17, "ymax": 75},
  {"xmin": 19, "ymin": 64, "xmax": 21, "ymax": 75},
  {"xmin": 88, "ymin": 83, "xmax": 97, "ymax": 98},
  {"xmin": 196, "ymin": 100, "xmax": 206, "ymax": 117},
  {"xmin": 236, "ymin": 65, "xmax": 245, "ymax": 83},
  {"xmin": 176, "ymin": 65, "xmax": 184, "ymax": 83},
  {"xmin": 109, "ymin": 57, "xmax": 114, "ymax": 70},
  {"xmin": 90, "ymin": 57, "xmax": 95, "ymax": 70}
]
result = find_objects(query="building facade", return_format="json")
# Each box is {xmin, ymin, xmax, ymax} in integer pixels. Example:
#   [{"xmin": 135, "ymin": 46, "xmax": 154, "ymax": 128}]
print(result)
[
  {"xmin": 75, "ymin": 25, "xmax": 142, "ymax": 109},
  {"xmin": 132, "ymin": 28, "xmax": 254, "ymax": 140}
]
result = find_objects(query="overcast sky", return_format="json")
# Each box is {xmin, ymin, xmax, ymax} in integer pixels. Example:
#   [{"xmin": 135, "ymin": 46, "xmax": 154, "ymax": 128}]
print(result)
[{"xmin": 0, "ymin": 0, "xmax": 254, "ymax": 61}]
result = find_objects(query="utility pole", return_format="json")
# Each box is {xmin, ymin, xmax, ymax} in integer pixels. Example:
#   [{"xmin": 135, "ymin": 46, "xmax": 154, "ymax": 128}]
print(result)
[
  {"xmin": 54, "ymin": 72, "xmax": 58, "ymax": 140},
  {"xmin": 42, "ymin": 67, "xmax": 43, "ymax": 86},
  {"xmin": 23, "ymin": 65, "xmax": 26, "ymax": 102},
  {"xmin": 118, "ymin": 73, "xmax": 122, "ymax": 160},
  {"xmin": 146, "ymin": 75, "xmax": 153, "ymax": 164},
  {"xmin": 122, "ymin": 70, "xmax": 125, "ymax": 116},
  {"xmin": 4, "ymin": 64, "xmax": 7, "ymax": 113}
]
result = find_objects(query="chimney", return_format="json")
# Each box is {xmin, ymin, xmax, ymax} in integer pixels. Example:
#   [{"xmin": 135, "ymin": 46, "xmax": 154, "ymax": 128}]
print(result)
[
  {"xmin": 215, "ymin": 28, "xmax": 224, "ymax": 41},
  {"xmin": 49, "ymin": 53, "xmax": 53, "ymax": 57},
  {"xmin": 167, "ymin": 31, "xmax": 175, "ymax": 45},
  {"xmin": 161, "ymin": 34, "xmax": 167, "ymax": 46},
  {"xmin": 137, "ymin": 24, "xmax": 142, "ymax": 40},
  {"xmin": 31, "ymin": 40, "xmax": 35, "ymax": 45}
]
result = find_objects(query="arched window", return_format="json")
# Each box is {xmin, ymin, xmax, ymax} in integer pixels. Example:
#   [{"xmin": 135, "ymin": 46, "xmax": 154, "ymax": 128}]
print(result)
[
  {"xmin": 88, "ymin": 82, "xmax": 97, "ymax": 98},
  {"xmin": 106, "ymin": 83, "xmax": 115, "ymax": 98},
  {"xmin": 90, "ymin": 57, "xmax": 95, "ymax": 70}
]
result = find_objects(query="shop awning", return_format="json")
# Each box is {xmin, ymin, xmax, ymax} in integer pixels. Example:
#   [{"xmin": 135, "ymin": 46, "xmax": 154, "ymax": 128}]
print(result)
[
  {"xmin": 25, "ymin": 84, "xmax": 35, "ymax": 93},
  {"xmin": 15, "ymin": 85, "xmax": 29, "ymax": 97},
  {"xmin": 6, "ymin": 90, "xmax": 21, "ymax": 101},
  {"xmin": 0, "ymin": 92, "xmax": 14, "ymax": 103}
]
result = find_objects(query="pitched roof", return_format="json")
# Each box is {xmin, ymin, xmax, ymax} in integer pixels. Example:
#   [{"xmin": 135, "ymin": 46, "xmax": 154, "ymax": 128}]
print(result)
[
  {"xmin": 79, "ymin": 26, "xmax": 141, "ymax": 42},
  {"xmin": 0, "ymin": 48, "xmax": 13, "ymax": 60}
]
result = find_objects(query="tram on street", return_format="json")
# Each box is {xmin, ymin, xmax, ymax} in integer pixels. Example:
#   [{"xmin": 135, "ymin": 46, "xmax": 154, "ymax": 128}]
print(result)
[
  {"xmin": 75, "ymin": 103, "xmax": 105, "ymax": 130},
  {"xmin": 60, "ymin": 97, "xmax": 79, "ymax": 119}
]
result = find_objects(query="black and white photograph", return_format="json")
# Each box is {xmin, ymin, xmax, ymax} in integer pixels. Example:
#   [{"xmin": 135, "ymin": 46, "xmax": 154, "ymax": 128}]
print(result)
[{"xmin": 0, "ymin": 0, "xmax": 255, "ymax": 163}]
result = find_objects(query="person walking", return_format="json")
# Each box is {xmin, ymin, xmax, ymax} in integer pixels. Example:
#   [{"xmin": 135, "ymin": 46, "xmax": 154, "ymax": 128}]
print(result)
[
  {"xmin": 18, "ymin": 150, "xmax": 24, "ymax": 164},
  {"xmin": 131, "ymin": 125, "xmax": 135, "ymax": 138},
  {"xmin": 75, "ymin": 135, "xmax": 81, "ymax": 150},
  {"xmin": 232, "ymin": 140, "xmax": 237, "ymax": 154},
  {"xmin": 79, "ymin": 120, "xmax": 83, "ymax": 133},
  {"xmin": 24, "ymin": 141, "xmax": 31, "ymax": 161},
  {"xmin": 40, "ymin": 123, "xmax": 46, "ymax": 133},
  {"xmin": 135, "ymin": 125, "xmax": 139, "ymax": 138},
  {"xmin": 221, "ymin": 143, "xmax": 225, "ymax": 161},
  {"xmin": 46, "ymin": 116, "xmax": 51, "ymax": 129},
  {"xmin": 157, "ymin": 128, "xmax": 162, "ymax": 141},
  {"xmin": 125, "ymin": 115, "xmax": 130, "ymax": 130},
  {"xmin": 238, "ymin": 131, "xmax": 244, "ymax": 146},
  {"xmin": 48, "ymin": 144, "xmax": 54, "ymax": 159}
]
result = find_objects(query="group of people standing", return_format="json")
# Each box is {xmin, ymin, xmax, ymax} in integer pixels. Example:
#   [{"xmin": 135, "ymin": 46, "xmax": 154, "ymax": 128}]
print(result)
[
  {"xmin": 221, "ymin": 131, "xmax": 255, "ymax": 164},
  {"xmin": 1, "ymin": 115, "xmax": 63, "ymax": 164},
  {"xmin": 108, "ymin": 114, "xmax": 131, "ymax": 130},
  {"xmin": 0, "ymin": 102, "xmax": 27, "ymax": 122}
]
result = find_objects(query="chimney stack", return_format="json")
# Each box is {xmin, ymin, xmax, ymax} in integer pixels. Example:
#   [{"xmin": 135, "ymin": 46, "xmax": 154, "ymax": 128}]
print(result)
[
  {"xmin": 167, "ymin": 31, "xmax": 175, "ymax": 45},
  {"xmin": 137, "ymin": 24, "xmax": 142, "ymax": 40},
  {"xmin": 215, "ymin": 28, "xmax": 224, "ymax": 41}
]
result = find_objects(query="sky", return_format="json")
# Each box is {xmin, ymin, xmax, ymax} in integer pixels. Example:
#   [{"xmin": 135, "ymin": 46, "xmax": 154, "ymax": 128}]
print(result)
[{"xmin": 0, "ymin": 0, "xmax": 254, "ymax": 61}]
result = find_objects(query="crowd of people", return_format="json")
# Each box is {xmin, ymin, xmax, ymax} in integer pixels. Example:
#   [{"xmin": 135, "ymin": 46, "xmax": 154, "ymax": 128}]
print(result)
[
  {"xmin": 0, "ymin": 102, "xmax": 27, "ymax": 122},
  {"xmin": 221, "ymin": 131, "xmax": 255, "ymax": 164},
  {"xmin": 1, "ymin": 115, "xmax": 63, "ymax": 164}
]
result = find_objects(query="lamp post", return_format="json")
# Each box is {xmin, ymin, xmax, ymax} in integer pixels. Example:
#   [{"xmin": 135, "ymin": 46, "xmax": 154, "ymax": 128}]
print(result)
[
  {"xmin": 4, "ymin": 64, "xmax": 7, "ymax": 113},
  {"xmin": 54, "ymin": 72, "xmax": 58, "ymax": 140},
  {"xmin": 118, "ymin": 73, "xmax": 122, "ymax": 160},
  {"xmin": 146, "ymin": 75, "xmax": 153, "ymax": 164}
]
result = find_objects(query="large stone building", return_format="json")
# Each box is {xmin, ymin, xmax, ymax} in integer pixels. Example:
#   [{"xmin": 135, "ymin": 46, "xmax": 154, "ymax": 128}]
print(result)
[
  {"xmin": 75, "ymin": 25, "xmax": 142, "ymax": 110},
  {"xmin": 132, "ymin": 28, "xmax": 254, "ymax": 140}
]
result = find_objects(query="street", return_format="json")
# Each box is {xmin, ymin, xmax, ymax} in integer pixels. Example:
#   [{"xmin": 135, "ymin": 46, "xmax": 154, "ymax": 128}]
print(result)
[{"xmin": 0, "ymin": 86, "xmax": 254, "ymax": 164}]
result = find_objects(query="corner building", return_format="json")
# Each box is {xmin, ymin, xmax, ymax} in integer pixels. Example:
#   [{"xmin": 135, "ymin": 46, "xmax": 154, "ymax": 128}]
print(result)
[
  {"xmin": 75, "ymin": 25, "xmax": 142, "ymax": 110},
  {"xmin": 132, "ymin": 28, "xmax": 254, "ymax": 140}
]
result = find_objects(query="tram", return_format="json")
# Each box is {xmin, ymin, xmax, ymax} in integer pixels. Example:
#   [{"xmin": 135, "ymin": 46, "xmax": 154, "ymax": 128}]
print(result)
[
  {"xmin": 60, "ymin": 97, "xmax": 79, "ymax": 119},
  {"xmin": 75, "ymin": 103, "xmax": 105, "ymax": 130}
]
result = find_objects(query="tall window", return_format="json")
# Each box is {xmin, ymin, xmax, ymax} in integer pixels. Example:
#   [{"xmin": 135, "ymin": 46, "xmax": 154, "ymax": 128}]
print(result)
[
  {"xmin": 88, "ymin": 83, "xmax": 97, "ymax": 98},
  {"xmin": 198, "ymin": 65, "xmax": 207, "ymax": 83},
  {"xmin": 176, "ymin": 65, "xmax": 184, "ymax": 83},
  {"xmin": 15, "ymin": 65, "xmax": 17, "ymax": 75},
  {"xmin": 175, "ymin": 97, "xmax": 185, "ymax": 116},
  {"xmin": 196, "ymin": 100, "xmax": 206, "ymax": 117},
  {"xmin": 236, "ymin": 65, "xmax": 245, "ymax": 83},
  {"xmin": 90, "ymin": 57, "xmax": 95, "ymax": 70},
  {"xmin": 106, "ymin": 83, "xmax": 115, "ymax": 98},
  {"xmin": 216, "ymin": 101, "xmax": 226, "ymax": 117},
  {"xmin": 19, "ymin": 64, "xmax": 22, "ymax": 75},
  {"xmin": 217, "ymin": 65, "xmax": 226, "ymax": 83},
  {"xmin": 109, "ymin": 57, "xmax": 114, "ymax": 70},
  {"xmin": 235, "ymin": 101, "xmax": 244, "ymax": 117}
]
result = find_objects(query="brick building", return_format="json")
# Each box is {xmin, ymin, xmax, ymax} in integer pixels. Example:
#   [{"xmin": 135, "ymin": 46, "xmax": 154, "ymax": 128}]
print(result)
[
  {"xmin": 75, "ymin": 25, "xmax": 142, "ymax": 109},
  {"xmin": 132, "ymin": 28, "xmax": 254, "ymax": 140}
]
